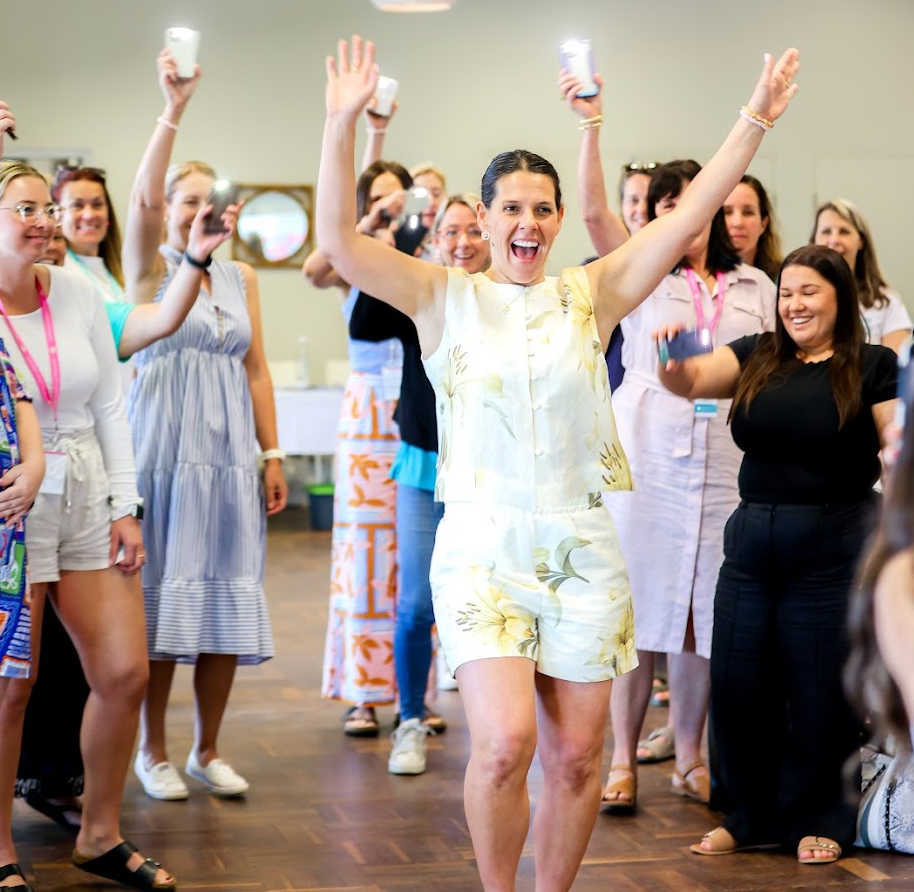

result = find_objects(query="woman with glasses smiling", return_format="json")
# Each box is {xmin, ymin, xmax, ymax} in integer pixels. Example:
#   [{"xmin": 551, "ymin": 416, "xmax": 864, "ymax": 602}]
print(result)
[
  {"xmin": 16, "ymin": 202, "xmax": 241, "ymax": 839},
  {"xmin": 0, "ymin": 119, "xmax": 175, "ymax": 890}
]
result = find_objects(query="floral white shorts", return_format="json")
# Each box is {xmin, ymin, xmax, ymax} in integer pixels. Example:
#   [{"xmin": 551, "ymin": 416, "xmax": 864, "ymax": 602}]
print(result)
[{"xmin": 429, "ymin": 494, "xmax": 638, "ymax": 683}]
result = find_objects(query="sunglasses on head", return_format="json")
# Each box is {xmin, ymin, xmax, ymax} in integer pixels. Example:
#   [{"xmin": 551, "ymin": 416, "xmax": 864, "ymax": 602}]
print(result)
[
  {"xmin": 622, "ymin": 161, "xmax": 659, "ymax": 173},
  {"xmin": 52, "ymin": 164, "xmax": 107, "ymax": 185}
]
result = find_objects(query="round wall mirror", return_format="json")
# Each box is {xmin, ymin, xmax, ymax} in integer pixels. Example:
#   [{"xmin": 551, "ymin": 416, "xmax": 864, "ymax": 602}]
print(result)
[{"xmin": 231, "ymin": 184, "xmax": 313, "ymax": 268}]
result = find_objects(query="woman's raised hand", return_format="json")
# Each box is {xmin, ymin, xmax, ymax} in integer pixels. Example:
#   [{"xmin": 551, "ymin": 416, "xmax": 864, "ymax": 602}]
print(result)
[
  {"xmin": 0, "ymin": 101, "xmax": 15, "ymax": 154},
  {"xmin": 558, "ymin": 70, "xmax": 603, "ymax": 120},
  {"xmin": 157, "ymin": 47, "xmax": 201, "ymax": 109},
  {"xmin": 187, "ymin": 200, "xmax": 242, "ymax": 261},
  {"xmin": 746, "ymin": 48, "xmax": 800, "ymax": 125},
  {"xmin": 326, "ymin": 35, "xmax": 379, "ymax": 121}
]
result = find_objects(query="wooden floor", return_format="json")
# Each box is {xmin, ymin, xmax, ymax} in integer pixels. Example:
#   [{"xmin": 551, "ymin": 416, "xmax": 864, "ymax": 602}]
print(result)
[{"xmin": 17, "ymin": 509, "xmax": 914, "ymax": 891}]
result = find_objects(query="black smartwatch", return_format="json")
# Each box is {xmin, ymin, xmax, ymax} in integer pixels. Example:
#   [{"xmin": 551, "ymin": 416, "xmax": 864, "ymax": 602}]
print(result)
[{"xmin": 128, "ymin": 500, "xmax": 145, "ymax": 521}]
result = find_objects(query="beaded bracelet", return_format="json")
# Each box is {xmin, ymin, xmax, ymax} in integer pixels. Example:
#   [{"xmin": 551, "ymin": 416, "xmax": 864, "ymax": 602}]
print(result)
[
  {"xmin": 578, "ymin": 114, "xmax": 603, "ymax": 131},
  {"xmin": 739, "ymin": 105, "xmax": 773, "ymax": 131},
  {"xmin": 157, "ymin": 116, "xmax": 179, "ymax": 132}
]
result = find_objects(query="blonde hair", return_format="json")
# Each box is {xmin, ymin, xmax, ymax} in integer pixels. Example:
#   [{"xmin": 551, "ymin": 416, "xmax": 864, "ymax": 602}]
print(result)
[
  {"xmin": 432, "ymin": 192, "xmax": 479, "ymax": 231},
  {"xmin": 164, "ymin": 160, "xmax": 217, "ymax": 202},
  {"xmin": 409, "ymin": 162, "xmax": 446, "ymax": 191},
  {"xmin": 811, "ymin": 199, "xmax": 889, "ymax": 311},
  {"xmin": 0, "ymin": 160, "xmax": 47, "ymax": 202}
]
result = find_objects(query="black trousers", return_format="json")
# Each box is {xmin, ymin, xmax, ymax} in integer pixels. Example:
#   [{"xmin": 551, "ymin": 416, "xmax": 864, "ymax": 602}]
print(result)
[
  {"xmin": 16, "ymin": 605, "xmax": 88, "ymax": 798},
  {"xmin": 711, "ymin": 497, "xmax": 874, "ymax": 850}
]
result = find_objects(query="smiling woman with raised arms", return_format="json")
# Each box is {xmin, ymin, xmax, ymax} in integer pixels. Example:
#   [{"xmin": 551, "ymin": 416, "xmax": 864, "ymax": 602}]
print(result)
[{"xmin": 317, "ymin": 35, "xmax": 798, "ymax": 892}]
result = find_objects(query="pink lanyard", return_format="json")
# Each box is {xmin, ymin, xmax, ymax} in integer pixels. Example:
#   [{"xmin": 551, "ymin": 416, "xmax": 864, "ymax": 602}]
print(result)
[
  {"xmin": 0, "ymin": 277, "xmax": 60, "ymax": 422},
  {"xmin": 685, "ymin": 268, "xmax": 727, "ymax": 338}
]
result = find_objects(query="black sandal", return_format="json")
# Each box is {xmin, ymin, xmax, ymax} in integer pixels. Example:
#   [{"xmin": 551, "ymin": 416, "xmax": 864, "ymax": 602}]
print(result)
[
  {"xmin": 24, "ymin": 791, "xmax": 81, "ymax": 834},
  {"xmin": 73, "ymin": 841, "xmax": 176, "ymax": 891},
  {"xmin": 0, "ymin": 862, "xmax": 34, "ymax": 892}
]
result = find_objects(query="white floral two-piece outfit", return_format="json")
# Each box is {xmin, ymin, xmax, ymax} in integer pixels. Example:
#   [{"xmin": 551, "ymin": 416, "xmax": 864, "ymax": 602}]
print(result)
[{"xmin": 423, "ymin": 267, "xmax": 638, "ymax": 682}]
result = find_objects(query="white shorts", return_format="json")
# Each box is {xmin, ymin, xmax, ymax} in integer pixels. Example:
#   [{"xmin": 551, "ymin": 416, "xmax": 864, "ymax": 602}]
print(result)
[
  {"xmin": 429, "ymin": 495, "xmax": 639, "ymax": 683},
  {"xmin": 27, "ymin": 428, "xmax": 114, "ymax": 583}
]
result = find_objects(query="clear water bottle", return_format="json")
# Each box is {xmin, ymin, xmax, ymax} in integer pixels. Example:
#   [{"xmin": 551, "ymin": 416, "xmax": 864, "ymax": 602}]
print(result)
[{"xmin": 295, "ymin": 335, "xmax": 311, "ymax": 389}]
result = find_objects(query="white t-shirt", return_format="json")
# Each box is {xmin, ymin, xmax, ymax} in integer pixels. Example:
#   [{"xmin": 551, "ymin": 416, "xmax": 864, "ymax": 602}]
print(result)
[
  {"xmin": 862, "ymin": 288, "xmax": 912, "ymax": 345},
  {"xmin": 0, "ymin": 266, "xmax": 138, "ymax": 515},
  {"xmin": 63, "ymin": 250, "xmax": 125, "ymax": 303}
]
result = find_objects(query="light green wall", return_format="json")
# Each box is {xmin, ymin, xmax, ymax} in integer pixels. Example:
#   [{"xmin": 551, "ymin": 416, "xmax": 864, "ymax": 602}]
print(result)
[{"xmin": 5, "ymin": 0, "xmax": 913, "ymax": 380}]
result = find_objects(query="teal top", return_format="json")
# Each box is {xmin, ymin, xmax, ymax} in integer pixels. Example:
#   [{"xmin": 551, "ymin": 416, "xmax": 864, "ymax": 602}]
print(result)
[
  {"xmin": 104, "ymin": 302, "xmax": 133, "ymax": 362},
  {"xmin": 389, "ymin": 442, "xmax": 437, "ymax": 493}
]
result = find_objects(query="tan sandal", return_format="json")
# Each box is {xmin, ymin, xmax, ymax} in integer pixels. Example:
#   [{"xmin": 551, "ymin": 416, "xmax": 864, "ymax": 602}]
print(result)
[
  {"xmin": 690, "ymin": 826, "xmax": 779, "ymax": 856},
  {"xmin": 672, "ymin": 760, "xmax": 710, "ymax": 804},
  {"xmin": 601, "ymin": 764, "xmax": 637, "ymax": 814},
  {"xmin": 797, "ymin": 835, "xmax": 841, "ymax": 865}
]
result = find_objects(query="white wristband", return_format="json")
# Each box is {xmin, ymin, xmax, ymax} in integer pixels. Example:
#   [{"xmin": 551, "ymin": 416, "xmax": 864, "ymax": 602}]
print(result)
[
  {"xmin": 261, "ymin": 448, "xmax": 286, "ymax": 462},
  {"xmin": 157, "ymin": 116, "xmax": 179, "ymax": 132}
]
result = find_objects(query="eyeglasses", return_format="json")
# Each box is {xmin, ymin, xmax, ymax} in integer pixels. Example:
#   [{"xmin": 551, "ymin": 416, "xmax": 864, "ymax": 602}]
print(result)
[
  {"xmin": 0, "ymin": 203, "xmax": 63, "ymax": 224},
  {"xmin": 622, "ymin": 161, "xmax": 659, "ymax": 173},
  {"xmin": 437, "ymin": 226, "xmax": 484, "ymax": 242}
]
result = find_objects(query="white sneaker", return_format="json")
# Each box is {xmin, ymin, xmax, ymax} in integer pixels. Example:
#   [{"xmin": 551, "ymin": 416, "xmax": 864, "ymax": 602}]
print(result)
[
  {"xmin": 388, "ymin": 718, "xmax": 432, "ymax": 775},
  {"xmin": 134, "ymin": 753, "xmax": 189, "ymax": 800},
  {"xmin": 185, "ymin": 752, "xmax": 249, "ymax": 797}
]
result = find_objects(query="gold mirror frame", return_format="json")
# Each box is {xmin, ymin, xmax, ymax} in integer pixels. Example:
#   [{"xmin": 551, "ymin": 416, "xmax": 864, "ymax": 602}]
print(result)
[{"xmin": 231, "ymin": 183, "xmax": 314, "ymax": 269}]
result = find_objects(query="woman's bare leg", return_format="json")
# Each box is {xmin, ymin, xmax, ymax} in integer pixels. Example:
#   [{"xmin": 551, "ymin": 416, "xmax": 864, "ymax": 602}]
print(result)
[
  {"xmin": 534, "ymin": 675, "xmax": 612, "ymax": 892},
  {"xmin": 457, "ymin": 657, "xmax": 538, "ymax": 892}
]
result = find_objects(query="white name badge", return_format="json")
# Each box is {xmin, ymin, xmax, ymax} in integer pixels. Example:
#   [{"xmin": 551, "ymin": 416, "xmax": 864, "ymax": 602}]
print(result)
[
  {"xmin": 39, "ymin": 450, "xmax": 68, "ymax": 496},
  {"xmin": 694, "ymin": 400, "xmax": 719, "ymax": 418}
]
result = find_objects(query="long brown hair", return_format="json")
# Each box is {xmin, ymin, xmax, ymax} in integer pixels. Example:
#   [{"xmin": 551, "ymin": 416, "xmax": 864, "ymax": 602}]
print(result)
[
  {"xmin": 847, "ymin": 352, "xmax": 913, "ymax": 752},
  {"xmin": 730, "ymin": 245, "xmax": 865, "ymax": 429},
  {"xmin": 647, "ymin": 160, "xmax": 739, "ymax": 275},
  {"xmin": 51, "ymin": 166, "xmax": 125, "ymax": 287},
  {"xmin": 739, "ymin": 174, "xmax": 783, "ymax": 281},
  {"xmin": 811, "ymin": 199, "xmax": 889, "ymax": 311},
  {"xmin": 356, "ymin": 161, "xmax": 411, "ymax": 219}
]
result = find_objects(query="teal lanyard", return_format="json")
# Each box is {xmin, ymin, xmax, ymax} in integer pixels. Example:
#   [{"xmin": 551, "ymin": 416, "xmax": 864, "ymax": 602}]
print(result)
[{"xmin": 66, "ymin": 248, "xmax": 125, "ymax": 301}]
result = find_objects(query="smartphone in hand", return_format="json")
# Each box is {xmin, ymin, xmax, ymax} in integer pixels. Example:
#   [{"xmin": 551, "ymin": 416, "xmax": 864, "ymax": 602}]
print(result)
[
  {"xmin": 372, "ymin": 76, "xmax": 399, "ymax": 117},
  {"xmin": 659, "ymin": 328, "xmax": 713, "ymax": 363},
  {"xmin": 204, "ymin": 180, "xmax": 237, "ymax": 235},
  {"xmin": 559, "ymin": 39, "xmax": 598, "ymax": 98},
  {"xmin": 164, "ymin": 27, "xmax": 201, "ymax": 79}
]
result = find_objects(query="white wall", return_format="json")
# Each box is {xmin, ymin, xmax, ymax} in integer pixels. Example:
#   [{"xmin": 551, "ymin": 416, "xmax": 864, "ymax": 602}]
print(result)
[{"xmin": 4, "ymin": 0, "xmax": 913, "ymax": 380}]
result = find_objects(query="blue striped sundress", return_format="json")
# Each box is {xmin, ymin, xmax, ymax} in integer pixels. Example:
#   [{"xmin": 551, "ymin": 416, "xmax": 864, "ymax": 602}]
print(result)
[{"xmin": 127, "ymin": 245, "xmax": 273, "ymax": 665}]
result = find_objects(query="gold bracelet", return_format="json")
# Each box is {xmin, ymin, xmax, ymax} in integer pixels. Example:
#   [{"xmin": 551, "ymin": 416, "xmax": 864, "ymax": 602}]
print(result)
[
  {"xmin": 578, "ymin": 113, "xmax": 603, "ymax": 131},
  {"xmin": 740, "ymin": 105, "xmax": 773, "ymax": 130}
]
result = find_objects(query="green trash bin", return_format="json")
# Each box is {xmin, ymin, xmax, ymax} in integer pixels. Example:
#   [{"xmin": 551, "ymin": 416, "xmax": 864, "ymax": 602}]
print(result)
[{"xmin": 306, "ymin": 483, "xmax": 335, "ymax": 531}]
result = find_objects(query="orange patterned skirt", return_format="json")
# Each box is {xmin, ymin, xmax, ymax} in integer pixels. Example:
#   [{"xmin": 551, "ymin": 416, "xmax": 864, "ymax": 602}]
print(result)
[{"xmin": 321, "ymin": 371, "xmax": 400, "ymax": 704}]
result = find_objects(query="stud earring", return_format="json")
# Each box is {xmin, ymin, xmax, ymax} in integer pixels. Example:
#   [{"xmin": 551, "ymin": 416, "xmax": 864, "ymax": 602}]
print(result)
[{"xmin": 481, "ymin": 231, "xmax": 490, "ymax": 241}]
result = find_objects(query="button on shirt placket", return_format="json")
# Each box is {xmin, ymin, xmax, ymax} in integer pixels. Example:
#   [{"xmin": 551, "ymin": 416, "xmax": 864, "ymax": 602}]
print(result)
[{"xmin": 523, "ymin": 288, "xmax": 549, "ymax": 495}]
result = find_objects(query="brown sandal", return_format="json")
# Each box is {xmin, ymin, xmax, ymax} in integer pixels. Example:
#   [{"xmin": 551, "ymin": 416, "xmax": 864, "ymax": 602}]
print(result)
[
  {"xmin": 672, "ymin": 760, "xmax": 710, "ymax": 804},
  {"xmin": 601, "ymin": 764, "xmax": 637, "ymax": 814},
  {"xmin": 797, "ymin": 835, "xmax": 841, "ymax": 865}
]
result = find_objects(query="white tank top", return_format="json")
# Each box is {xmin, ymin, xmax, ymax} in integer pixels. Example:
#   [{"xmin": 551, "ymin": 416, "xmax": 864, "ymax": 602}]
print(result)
[{"xmin": 422, "ymin": 266, "xmax": 633, "ymax": 510}]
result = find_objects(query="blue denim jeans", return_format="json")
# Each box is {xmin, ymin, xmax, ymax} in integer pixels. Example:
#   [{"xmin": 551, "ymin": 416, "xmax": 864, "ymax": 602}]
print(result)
[{"xmin": 394, "ymin": 483, "xmax": 444, "ymax": 721}]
